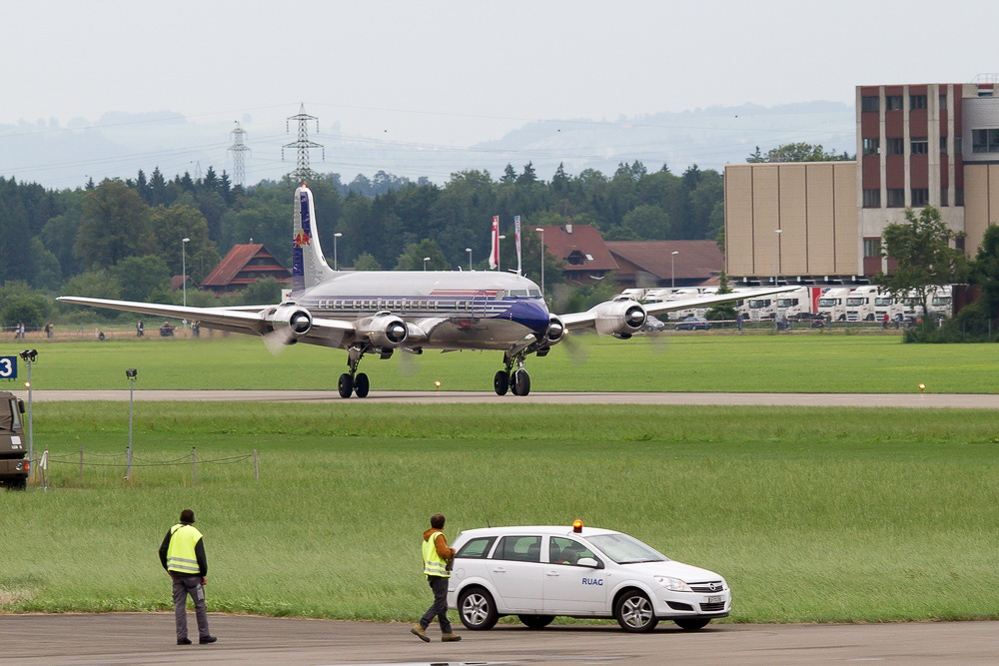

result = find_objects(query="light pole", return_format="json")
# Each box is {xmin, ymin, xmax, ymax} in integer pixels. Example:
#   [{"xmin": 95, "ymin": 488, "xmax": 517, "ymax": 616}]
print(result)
[
  {"xmin": 422, "ymin": 256, "xmax": 431, "ymax": 271},
  {"xmin": 125, "ymin": 368, "xmax": 137, "ymax": 479},
  {"xmin": 333, "ymin": 232, "xmax": 342, "ymax": 271},
  {"xmin": 671, "ymin": 251, "xmax": 679, "ymax": 289},
  {"xmin": 536, "ymin": 228, "xmax": 545, "ymax": 299},
  {"xmin": 465, "ymin": 247, "xmax": 473, "ymax": 270},
  {"xmin": 774, "ymin": 229, "xmax": 783, "ymax": 329},
  {"xmin": 181, "ymin": 237, "xmax": 190, "ymax": 308},
  {"xmin": 19, "ymin": 349, "xmax": 36, "ymax": 481}
]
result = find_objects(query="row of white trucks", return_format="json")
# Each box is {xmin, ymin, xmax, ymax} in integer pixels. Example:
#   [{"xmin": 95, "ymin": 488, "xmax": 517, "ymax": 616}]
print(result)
[{"xmin": 620, "ymin": 285, "xmax": 953, "ymax": 323}]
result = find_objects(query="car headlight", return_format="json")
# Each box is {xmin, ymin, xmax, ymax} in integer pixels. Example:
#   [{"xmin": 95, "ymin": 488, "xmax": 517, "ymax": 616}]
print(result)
[{"xmin": 654, "ymin": 576, "xmax": 692, "ymax": 592}]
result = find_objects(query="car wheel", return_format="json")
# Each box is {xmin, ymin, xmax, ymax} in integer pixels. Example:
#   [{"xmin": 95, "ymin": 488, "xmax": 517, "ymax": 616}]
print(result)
[
  {"xmin": 517, "ymin": 614, "xmax": 554, "ymax": 629},
  {"xmin": 674, "ymin": 617, "xmax": 711, "ymax": 631},
  {"xmin": 614, "ymin": 590, "xmax": 658, "ymax": 632},
  {"xmin": 458, "ymin": 587, "xmax": 499, "ymax": 630}
]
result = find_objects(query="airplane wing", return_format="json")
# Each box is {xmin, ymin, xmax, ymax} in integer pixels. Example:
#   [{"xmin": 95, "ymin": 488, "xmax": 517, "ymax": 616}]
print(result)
[
  {"xmin": 557, "ymin": 285, "xmax": 796, "ymax": 335},
  {"xmin": 56, "ymin": 296, "xmax": 353, "ymax": 348}
]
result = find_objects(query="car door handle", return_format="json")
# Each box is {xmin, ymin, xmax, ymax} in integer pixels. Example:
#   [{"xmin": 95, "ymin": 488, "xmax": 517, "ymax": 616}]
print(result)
[
  {"xmin": 546, "ymin": 571, "xmax": 560, "ymax": 577},
  {"xmin": 491, "ymin": 567, "xmax": 506, "ymax": 574}
]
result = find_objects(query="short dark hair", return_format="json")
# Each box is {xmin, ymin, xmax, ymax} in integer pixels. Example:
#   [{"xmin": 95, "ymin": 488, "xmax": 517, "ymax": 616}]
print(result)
[
  {"xmin": 180, "ymin": 509, "xmax": 195, "ymax": 524},
  {"xmin": 430, "ymin": 513, "xmax": 445, "ymax": 529}
]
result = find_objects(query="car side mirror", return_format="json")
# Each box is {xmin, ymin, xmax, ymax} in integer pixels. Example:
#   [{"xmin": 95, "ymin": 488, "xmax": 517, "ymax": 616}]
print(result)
[
  {"xmin": 17, "ymin": 399, "xmax": 25, "ymax": 414},
  {"xmin": 576, "ymin": 557, "xmax": 601, "ymax": 569}
]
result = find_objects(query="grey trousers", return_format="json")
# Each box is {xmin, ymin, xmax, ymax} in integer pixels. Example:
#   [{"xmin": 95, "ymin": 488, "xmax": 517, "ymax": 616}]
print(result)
[
  {"xmin": 419, "ymin": 575, "xmax": 452, "ymax": 633},
  {"xmin": 172, "ymin": 575, "xmax": 210, "ymax": 640}
]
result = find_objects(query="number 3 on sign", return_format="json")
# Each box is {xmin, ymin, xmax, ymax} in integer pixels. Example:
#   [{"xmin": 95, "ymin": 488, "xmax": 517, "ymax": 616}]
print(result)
[{"xmin": 0, "ymin": 356, "xmax": 17, "ymax": 379}]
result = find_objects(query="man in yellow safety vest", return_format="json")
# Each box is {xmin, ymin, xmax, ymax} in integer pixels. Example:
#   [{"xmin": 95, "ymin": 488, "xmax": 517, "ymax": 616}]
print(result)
[
  {"xmin": 411, "ymin": 513, "xmax": 462, "ymax": 642},
  {"xmin": 158, "ymin": 509, "xmax": 217, "ymax": 646}
]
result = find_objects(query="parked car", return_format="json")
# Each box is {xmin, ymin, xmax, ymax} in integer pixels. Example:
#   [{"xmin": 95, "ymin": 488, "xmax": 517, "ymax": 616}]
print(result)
[
  {"xmin": 642, "ymin": 315, "xmax": 665, "ymax": 333},
  {"xmin": 447, "ymin": 522, "xmax": 730, "ymax": 633},
  {"xmin": 674, "ymin": 316, "xmax": 711, "ymax": 331}
]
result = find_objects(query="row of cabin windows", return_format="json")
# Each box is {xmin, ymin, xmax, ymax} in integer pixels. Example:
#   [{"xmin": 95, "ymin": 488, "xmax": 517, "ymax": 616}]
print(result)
[
  {"xmin": 863, "ymin": 187, "xmax": 963, "ymax": 208},
  {"xmin": 861, "ymin": 94, "xmax": 942, "ymax": 113}
]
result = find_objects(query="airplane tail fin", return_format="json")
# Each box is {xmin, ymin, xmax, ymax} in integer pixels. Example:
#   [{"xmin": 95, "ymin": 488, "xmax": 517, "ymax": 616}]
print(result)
[{"xmin": 292, "ymin": 185, "xmax": 337, "ymax": 293}]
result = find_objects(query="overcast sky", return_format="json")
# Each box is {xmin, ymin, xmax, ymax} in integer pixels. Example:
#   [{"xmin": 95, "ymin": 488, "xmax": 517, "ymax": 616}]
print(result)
[{"xmin": 2, "ymin": 1, "xmax": 997, "ymax": 169}]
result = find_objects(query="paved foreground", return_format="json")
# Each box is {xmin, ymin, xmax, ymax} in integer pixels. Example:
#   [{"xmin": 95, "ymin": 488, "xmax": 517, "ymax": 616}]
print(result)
[
  {"xmin": 0, "ymin": 613, "xmax": 996, "ymax": 665},
  {"xmin": 31, "ymin": 389, "xmax": 999, "ymax": 409}
]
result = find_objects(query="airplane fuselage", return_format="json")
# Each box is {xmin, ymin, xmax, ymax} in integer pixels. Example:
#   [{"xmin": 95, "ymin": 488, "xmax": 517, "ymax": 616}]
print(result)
[{"xmin": 293, "ymin": 270, "xmax": 550, "ymax": 351}]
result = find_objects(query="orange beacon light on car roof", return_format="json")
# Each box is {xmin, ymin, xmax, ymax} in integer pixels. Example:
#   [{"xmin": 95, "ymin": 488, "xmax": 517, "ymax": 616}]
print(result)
[{"xmin": 572, "ymin": 519, "xmax": 583, "ymax": 533}]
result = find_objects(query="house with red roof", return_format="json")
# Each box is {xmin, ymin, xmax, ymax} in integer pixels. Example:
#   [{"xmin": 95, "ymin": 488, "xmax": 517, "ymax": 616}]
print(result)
[
  {"xmin": 200, "ymin": 244, "xmax": 291, "ymax": 294},
  {"xmin": 536, "ymin": 223, "xmax": 619, "ymax": 284},
  {"xmin": 606, "ymin": 240, "xmax": 723, "ymax": 289}
]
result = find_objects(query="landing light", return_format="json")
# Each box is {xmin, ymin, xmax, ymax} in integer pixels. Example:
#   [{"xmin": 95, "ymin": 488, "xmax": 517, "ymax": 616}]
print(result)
[{"xmin": 572, "ymin": 519, "xmax": 583, "ymax": 533}]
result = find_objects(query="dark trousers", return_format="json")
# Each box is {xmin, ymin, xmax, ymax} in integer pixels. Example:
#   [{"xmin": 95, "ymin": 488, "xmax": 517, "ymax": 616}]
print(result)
[
  {"xmin": 172, "ymin": 574, "xmax": 210, "ymax": 640},
  {"xmin": 419, "ymin": 575, "xmax": 452, "ymax": 633}
]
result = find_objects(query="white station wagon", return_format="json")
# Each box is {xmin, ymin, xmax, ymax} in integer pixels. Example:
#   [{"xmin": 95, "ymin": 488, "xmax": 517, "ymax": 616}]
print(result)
[{"xmin": 446, "ymin": 523, "xmax": 731, "ymax": 632}]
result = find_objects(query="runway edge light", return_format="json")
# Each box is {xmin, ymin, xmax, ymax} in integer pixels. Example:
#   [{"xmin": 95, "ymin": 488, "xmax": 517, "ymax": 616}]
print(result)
[
  {"xmin": 572, "ymin": 519, "xmax": 583, "ymax": 533},
  {"xmin": 918, "ymin": 383, "xmax": 926, "ymax": 393}
]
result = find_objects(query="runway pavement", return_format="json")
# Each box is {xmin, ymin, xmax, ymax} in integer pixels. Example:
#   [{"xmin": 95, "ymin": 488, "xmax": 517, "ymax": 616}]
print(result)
[
  {"xmin": 29, "ymin": 389, "xmax": 999, "ymax": 408},
  {"xmin": 1, "ymin": 613, "xmax": 997, "ymax": 665}
]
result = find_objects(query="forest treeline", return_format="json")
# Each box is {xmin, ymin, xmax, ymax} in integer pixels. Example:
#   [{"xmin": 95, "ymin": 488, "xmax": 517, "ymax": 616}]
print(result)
[{"xmin": 0, "ymin": 160, "xmax": 724, "ymax": 326}]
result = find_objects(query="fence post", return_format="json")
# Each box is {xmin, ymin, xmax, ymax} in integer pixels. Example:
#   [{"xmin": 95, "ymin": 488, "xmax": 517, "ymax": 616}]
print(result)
[
  {"xmin": 253, "ymin": 449, "xmax": 259, "ymax": 482},
  {"xmin": 192, "ymin": 447, "xmax": 197, "ymax": 484},
  {"xmin": 79, "ymin": 445, "xmax": 84, "ymax": 483}
]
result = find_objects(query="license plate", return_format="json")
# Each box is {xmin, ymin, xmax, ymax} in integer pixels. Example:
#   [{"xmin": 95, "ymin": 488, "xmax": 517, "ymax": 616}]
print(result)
[{"xmin": 707, "ymin": 596, "xmax": 723, "ymax": 603}]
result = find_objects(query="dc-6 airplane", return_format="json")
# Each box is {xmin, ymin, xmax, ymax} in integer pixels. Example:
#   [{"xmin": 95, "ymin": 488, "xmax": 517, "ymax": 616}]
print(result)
[{"xmin": 60, "ymin": 186, "xmax": 792, "ymax": 398}]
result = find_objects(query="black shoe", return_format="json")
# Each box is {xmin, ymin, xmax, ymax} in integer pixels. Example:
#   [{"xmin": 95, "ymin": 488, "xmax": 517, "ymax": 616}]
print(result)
[
  {"xmin": 177, "ymin": 638, "xmax": 192, "ymax": 645},
  {"xmin": 199, "ymin": 636, "xmax": 218, "ymax": 644}
]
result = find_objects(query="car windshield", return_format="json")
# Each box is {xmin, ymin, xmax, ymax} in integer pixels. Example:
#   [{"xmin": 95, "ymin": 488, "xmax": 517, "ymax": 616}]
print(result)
[{"xmin": 586, "ymin": 533, "xmax": 669, "ymax": 564}]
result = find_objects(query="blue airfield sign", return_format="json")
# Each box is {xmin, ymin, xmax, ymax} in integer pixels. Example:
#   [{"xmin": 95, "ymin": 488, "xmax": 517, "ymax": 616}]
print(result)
[{"xmin": 0, "ymin": 356, "xmax": 17, "ymax": 380}]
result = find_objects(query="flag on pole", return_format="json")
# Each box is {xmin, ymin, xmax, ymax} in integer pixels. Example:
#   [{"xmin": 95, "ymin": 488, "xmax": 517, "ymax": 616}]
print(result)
[
  {"xmin": 514, "ymin": 215, "xmax": 522, "ymax": 276},
  {"xmin": 489, "ymin": 216, "xmax": 499, "ymax": 270}
]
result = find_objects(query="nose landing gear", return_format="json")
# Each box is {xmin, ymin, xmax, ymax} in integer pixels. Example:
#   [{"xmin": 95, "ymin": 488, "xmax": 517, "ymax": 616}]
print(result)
[{"xmin": 494, "ymin": 355, "xmax": 531, "ymax": 396}]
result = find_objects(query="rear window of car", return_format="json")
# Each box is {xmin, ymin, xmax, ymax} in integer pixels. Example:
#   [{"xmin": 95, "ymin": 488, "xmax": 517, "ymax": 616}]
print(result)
[
  {"xmin": 492, "ymin": 535, "xmax": 542, "ymax": 562},
  {"xmin": 456, "ymin": 536, "xmax": 496, "ymax": 559}
]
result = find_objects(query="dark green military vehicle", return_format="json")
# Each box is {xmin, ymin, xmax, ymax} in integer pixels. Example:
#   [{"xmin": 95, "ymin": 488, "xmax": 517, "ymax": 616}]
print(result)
[{"xmin": 0, "ymin": 391, "xmax": 28, "ymax": 490}]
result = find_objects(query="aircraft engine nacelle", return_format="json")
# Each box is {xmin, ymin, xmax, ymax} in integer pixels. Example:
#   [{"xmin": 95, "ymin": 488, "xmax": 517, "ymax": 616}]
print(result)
[
  {"xmin": 270, "ymin": 305, "xmax": 313, "ymax": 340},
  {"xmin": 590, "ymin": 297, "xmax": 646, "ymax": 339},
  {"xmin": 359, "ymin": 312, "xmax": 408, "ymax": 348},
  {"xmin": 546, "ymin": 315, "xmax": 566, "ymax": 345}
]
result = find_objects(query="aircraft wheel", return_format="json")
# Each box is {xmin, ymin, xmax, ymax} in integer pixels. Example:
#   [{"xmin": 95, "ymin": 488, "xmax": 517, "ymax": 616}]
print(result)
[
  {"xmin": 354, "ymin": 372, "xmax": 370, "ymax": 398},
  {"xmin": 337, "ymin": 373, "xmax": 353, "ymax": 398},
  {"xmin": 512, "ymin": 369, "xmax": 531, "ymax": 396},
  {"xmin": 493, "ymin": 370, "xmax": 509, "ymax": 395}
]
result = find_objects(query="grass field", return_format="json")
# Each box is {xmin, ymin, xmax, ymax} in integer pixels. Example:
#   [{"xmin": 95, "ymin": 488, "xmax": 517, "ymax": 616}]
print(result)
[
  {"xmin": 3, "ymin": 331, "xmax": 998, "ymax": 393},
  {"xmin": 2, "ymin": 400, "xmax": 999, "ymax": 624}
]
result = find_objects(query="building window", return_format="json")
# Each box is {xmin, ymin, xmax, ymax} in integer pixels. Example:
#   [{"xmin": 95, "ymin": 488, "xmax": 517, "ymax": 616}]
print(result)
[
  {"xmin": 956, "ymin": 188, "xmax": 964, "ymax": 206},
  {"xmin": 939, "ymin": 94, "xmax": 948, "ymax": 110},
  {"xmin": 910, "ymin": 95, "xmax": 927, "ymax": 110},
  {"xmin": 887, "ymin": 138, "xmax": 904, "ymax": 155},
  {"xmin": 863, "ymin": 189, "xmax": 881, "ymax": 208},
  {"xmin": 940, "ymin": 186, "xmax": 948, "ymax": 207},
  {"xmin": 911, "ymin": 138, "xmax": 928, "ymax": 154},
  {"xmin": 887, "ymin": 189, "xmax": 905, "ymax": 208},
  {"xmin": 863, "ymin": 239, "xmax": 882, "ymax": 258},
  {"xmin": 886, "ymin": 95, "xmax": 903, "ymax": 111},
  {"xmin": 911, "ymin": 188, "xmax": 929, "ymax": 206},
  {"xmin": 955, "ymin": 137, "xmax": 963, "ymax": 153},
  {"xmin": 863, "ymin": 138, "xmax": 880, "ymax": 155},
  {"xmin": 861, "ymin": 96, "xmax": 879, "ymax": 113},
  {"xmin": 972, "ymin": 129, "xmax": 999, "ymax": 153},
  {"xmin": 940, "ymin": 137, "xmax": 948, "ymax": 154}
]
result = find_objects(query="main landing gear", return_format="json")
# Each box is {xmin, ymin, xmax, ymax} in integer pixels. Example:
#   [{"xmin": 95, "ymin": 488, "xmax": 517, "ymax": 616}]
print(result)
[
  {"xmin": 494, "ymin": 355, "xmax": 531, "ymax": 396},
  {"xmin": 338, "ymin": 346, "xmax": 370, "ymax": 398}
]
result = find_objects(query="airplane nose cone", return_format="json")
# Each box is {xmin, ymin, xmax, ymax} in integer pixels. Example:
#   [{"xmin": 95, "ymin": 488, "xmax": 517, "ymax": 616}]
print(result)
[{"xmin": 508, "ymin": 299, "xmax": 551, "ymax": 336}]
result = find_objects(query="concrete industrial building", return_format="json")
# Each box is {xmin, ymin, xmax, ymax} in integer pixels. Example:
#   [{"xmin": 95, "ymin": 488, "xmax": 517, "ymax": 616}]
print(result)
[{"xmin": 725, "ymin": 77, "xmax": 999, "ymax": 286}]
